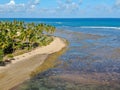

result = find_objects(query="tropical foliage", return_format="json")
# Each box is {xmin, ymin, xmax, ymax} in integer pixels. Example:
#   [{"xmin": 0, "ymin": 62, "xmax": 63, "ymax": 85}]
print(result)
[{"xmin": 0, "ymin": 21, "xmax": 56, "ymax": 64}]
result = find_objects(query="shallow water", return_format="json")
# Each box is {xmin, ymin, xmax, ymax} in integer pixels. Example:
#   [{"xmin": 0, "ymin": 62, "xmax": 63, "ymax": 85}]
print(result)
[{"xmin": 14, "ymin": 27, "xmax": 120, "ymax": 90}]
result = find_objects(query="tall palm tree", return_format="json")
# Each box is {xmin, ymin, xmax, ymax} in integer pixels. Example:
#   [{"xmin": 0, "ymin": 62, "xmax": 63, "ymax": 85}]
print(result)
[{"xmin": 0, "ymin": 21, "xmax": 56, "ymax": 62}]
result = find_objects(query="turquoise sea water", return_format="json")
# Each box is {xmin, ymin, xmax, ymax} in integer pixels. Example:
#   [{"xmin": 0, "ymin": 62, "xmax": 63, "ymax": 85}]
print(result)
[{"xmin": 1, "ymin": 18, "xmax": 120, "ymax": 90}]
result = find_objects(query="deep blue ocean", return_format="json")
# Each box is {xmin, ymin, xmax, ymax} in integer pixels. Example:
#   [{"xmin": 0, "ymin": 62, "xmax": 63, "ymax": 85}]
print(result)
[
  {"xmin": 1, "ymin": 18, "xmax": 120, "ymax": 90},
  {"xmin": 0, "ymin": 18, "xmax": 120, "ymax": 27}
]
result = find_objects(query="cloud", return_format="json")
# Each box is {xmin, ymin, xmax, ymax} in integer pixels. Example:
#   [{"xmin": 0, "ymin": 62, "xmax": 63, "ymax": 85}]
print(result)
[
  {"xmin": 94, "ymin": 4, "xmax": 112, "ymax": 13},
  {"xmin": 1, "ymin": 0, "xmax": 118, "ymax": 18},
  {"xmin": 0, "ymin": 0, "xmax": 41, "ymax": 13},
  {"xmin": 0, "ymin": 0, "xmax": 81, "ymax": 17},
  {"xmin": 66, "ymin": 0, "xmax": 72, "ymax": 4},
  {"xmin": 79, "ymin": 0, "xmax": 82, "ymax": 4},
  {"xmin": 34, "ymin": 0, "xmax": 40, "ymax": 4},
  {"xmin": 36, "ymin": 0, "xmax": 82, "ymax": 17},
  {"xmin": 7, "ymin": 0, "xmax": 15, "ymax": 6},
  {"xmin": 113, "ymin": 0, "xmax": 120, "ymax": 10},
  {"xmin": 31, "ymin": 5, "xmax": 35, "ymax": 9},
  {"xmin": 57, "ymin": 0, "xmax": 80, "ymax": 13},
  {"xmin": 29, "ymin": 0, "xmax": 40, "ymax": 9},
  {"xmin": 0, "ymin": 0, "xmax": 26, "ymax": 13},
  {"xmin": 115, "ymin": 0, "xmax": 120, "ymax": 6}
]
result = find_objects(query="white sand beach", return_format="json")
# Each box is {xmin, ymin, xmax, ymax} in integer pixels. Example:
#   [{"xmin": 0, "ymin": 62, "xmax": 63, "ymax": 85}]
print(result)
[{"xmin": 0, "ymin": 37, "xmax": 67, "ymax": 90}]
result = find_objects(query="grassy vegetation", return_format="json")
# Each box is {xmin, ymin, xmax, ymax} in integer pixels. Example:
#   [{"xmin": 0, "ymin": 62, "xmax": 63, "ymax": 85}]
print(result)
[{"xmin": 0, "ymin": 21, "xmax": 56, "ymax": 65}]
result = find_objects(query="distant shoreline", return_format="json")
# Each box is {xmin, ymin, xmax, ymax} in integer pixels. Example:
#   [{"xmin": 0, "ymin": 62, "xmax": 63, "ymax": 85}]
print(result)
[{"xmin": 0, "ymin": 37, "xmax": 67, "ymax": 90}]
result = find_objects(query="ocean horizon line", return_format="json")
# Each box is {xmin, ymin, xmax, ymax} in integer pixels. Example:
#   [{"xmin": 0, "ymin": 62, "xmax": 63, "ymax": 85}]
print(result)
[{"xmin": 0, "ymin": 18, "xmax": 120, "ymax": 19}]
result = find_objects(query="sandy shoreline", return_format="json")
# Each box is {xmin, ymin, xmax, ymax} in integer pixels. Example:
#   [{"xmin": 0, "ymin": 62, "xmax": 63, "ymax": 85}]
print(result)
[{"xmin": 0, "ymin": 37, "xmax": 67, "ymax": 90}]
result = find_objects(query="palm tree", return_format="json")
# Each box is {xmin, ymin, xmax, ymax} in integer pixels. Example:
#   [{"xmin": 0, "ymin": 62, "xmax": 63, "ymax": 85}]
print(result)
[
  {"xmin": 0, "ymin": 20, "xmax": 56, "ymax": 64},
  {"xmin": 0, "ymin": 49, "xmax": 4, "ymax": 63}
]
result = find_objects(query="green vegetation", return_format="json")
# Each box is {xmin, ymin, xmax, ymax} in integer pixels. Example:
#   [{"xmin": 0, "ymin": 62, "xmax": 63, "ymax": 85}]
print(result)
[
  {"xmin": 0, "ymin": 50, "xmax": 4, "ymax": 62},
  {"xmin": 0, "ymin": 21, "xmax": 56, "ymax": 64}
]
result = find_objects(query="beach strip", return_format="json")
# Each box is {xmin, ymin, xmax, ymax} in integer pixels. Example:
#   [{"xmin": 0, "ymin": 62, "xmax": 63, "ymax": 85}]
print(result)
[{"xmin": 0, "ymin": 37, "xmax": 67, "ymax": 90}]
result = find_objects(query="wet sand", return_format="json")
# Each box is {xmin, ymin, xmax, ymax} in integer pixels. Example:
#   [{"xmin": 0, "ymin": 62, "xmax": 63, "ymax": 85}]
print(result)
[{"xmin": 0, "ymin": 37, "xmax": 67, "ymax": 90}]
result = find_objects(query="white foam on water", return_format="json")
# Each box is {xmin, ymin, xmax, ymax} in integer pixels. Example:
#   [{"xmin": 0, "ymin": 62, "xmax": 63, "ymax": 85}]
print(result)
[{"xmin": 79, "ymin": 26, "xmax": 120, "ymax": 30}]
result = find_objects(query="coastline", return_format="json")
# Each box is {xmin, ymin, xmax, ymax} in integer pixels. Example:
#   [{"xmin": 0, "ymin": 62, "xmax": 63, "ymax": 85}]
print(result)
[{"xmin": 0, "ymin": 37, "xmax": 67, "ymax": 90}]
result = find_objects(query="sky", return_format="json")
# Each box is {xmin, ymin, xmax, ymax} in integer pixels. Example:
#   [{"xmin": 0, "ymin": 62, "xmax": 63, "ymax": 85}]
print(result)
[{"xmin": 0, "ymin": 0, "xmax": 120, "ymax": 18}]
